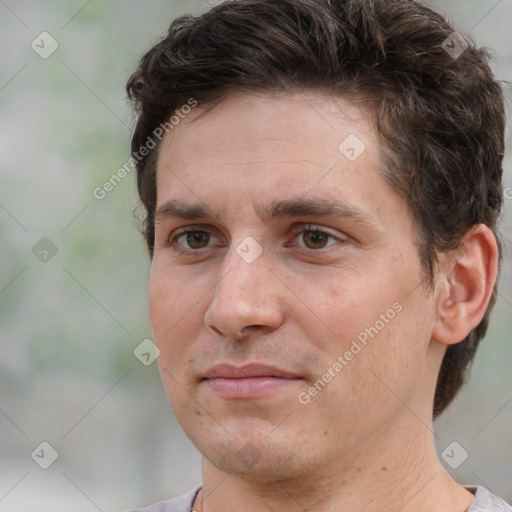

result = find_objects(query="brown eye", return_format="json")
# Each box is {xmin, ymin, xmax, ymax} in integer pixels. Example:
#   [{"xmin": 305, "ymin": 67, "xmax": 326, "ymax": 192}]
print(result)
[
  {"xmin": 302, "ymin": 230, "xmax": 329, "ymax": 249},
  {"xmin": 291, "ymin": 225, "xmax": 343, "ymax": 251},
  {"xmin": 169, "ymin": 226, "xmax": 223, "ymax": 254},
  {"xmin": 185, "ymin": 231, "xmax": 210, "ymax": 249}
]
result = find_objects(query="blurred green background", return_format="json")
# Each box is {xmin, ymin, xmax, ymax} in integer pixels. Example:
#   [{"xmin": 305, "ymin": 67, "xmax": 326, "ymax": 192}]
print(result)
[{"xmin": 0, "ymin": 1, "xmax": 511, "ymax": 510}]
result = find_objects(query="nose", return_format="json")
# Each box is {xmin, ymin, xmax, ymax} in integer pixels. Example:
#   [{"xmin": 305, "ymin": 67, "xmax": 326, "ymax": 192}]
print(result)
[{"xmin": 203, "ymin": 244, "xmax": 286, "ymax": 339}]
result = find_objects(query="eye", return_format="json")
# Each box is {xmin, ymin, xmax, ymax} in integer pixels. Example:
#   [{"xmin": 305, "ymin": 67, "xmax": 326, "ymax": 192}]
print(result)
[
  {"xmin": 170, "ymin": 228, "xmax": 221, "ymax": 251},
  {"xmin": 292, "ymin": 225, "xmax": 344, "ymax": 250}
]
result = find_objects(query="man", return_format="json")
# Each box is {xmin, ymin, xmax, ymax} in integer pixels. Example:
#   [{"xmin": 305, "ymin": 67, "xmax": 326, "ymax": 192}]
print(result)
[{"xmin": 125, "ymin": 0, "xmax": 510, "ymax": 510}]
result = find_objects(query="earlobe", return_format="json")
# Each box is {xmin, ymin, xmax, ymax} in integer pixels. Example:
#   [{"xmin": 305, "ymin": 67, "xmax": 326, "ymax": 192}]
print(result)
[{"xmin": 432, "ymin": 225, "xmax": 499, "ymax": 345}]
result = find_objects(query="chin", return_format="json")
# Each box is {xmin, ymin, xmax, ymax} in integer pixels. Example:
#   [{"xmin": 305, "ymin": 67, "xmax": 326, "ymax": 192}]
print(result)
[
  {"xmin": 206, "ymin": 445, "xmax": 303, "ymax": 483},
  {"xmin": 189, "ymin": 423, "xmax": 315, "ymax": 481}
]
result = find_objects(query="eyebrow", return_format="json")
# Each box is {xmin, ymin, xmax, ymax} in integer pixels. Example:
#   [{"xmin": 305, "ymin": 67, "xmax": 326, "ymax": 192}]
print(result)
[
  {"xmin": 265, "ymin": 197, "xmax": 374, "ymax": 224},
  {"xmin": 154, "ymin": 200, "xmax": 213, "ymax": 222},
  {"xmin": 154, "ymin": 197, "xmax": 378, "ymax": 229}
]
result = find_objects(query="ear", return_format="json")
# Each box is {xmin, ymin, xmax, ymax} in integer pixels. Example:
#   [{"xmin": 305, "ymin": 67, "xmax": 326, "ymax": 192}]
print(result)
[{"xmin": 432, "ymin": 224, "xmax": 499, "ymax": 345}]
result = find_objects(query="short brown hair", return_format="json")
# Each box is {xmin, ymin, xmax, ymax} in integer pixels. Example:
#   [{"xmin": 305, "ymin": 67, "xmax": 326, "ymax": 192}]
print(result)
[{"xmin": 126, "ymin": 0, "xmax": 505, "ymax": 417}]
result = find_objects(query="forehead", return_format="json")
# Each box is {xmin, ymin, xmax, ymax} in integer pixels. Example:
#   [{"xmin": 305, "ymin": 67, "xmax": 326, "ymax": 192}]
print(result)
[
  {"xmin": 154, "ymin": 91, "xmax": 406, "ymax": 228},
  {"xmin": 159, "ymin": 90, "xmax": 375, "ymax": 159}
]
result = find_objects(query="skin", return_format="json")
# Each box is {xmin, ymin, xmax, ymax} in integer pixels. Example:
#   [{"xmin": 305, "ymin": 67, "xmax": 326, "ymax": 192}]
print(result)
[{"xmin": 149, "ymin": 91, "xmax": 497, "ymax": 512}]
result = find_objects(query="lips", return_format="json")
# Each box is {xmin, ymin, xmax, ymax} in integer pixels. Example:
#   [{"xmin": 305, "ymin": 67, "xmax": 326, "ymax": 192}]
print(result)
[
  {"xmin": 203, "ymin": 363, "xmax": 300, "ymax": 380},
  {"xmin": 202, "ymin": 363, "xmax": 302, "ymax": 399}
]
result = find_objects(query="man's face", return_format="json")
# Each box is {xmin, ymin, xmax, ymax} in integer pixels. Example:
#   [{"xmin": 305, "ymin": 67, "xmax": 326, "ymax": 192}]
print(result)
[{"xmin": 149, "ymin": 91, "xmax": 441, "ymax": 481}]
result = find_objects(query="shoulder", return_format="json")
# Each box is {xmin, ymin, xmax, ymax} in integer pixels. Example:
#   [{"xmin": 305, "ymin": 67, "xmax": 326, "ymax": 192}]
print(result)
[
  {"xmin": 466, "ymin": 486, "xmax": 512, "ymax": 512},
  {"xmin": 124, "ymin": 484, "xmax": 202, "ymax": 512}
]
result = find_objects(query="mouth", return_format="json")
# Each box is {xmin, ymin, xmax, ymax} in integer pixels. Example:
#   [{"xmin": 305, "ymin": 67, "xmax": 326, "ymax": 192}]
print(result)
[{"xmin": 201, "ymin": 363, "xmax": 303, "ymax": 399}]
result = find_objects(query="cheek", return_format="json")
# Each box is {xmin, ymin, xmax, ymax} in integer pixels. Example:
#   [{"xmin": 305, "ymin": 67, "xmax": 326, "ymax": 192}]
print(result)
[
  {"xmin": 149, "ymin": 271, "xmax": 188, "ymax": 366},
  {"xmin": 148, "ymin": 272, "xmax": 171, "ymax": 338},
  {"xmin": 352, "ymin": 292, "xmax": 435, "ymax": 406},
  {"xmin": 294, "ymin": 264, "xmax": 427, "ymax": 380},
  {"xmin": 148, "ymin": 263, "xmax": 212, "ymax": 371},
  {"xmin": 294, "ymin": 274, "xmax": 387, "ymax": 346},
  {"xmin": 149, "ymin": 261, "xmax": 204, "ymax": 331}
]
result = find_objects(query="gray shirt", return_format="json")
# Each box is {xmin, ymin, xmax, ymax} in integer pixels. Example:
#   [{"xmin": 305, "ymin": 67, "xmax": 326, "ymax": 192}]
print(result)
[{"xmin": 127, "ymin": 485, "xmax": 512, "ymax": 512}]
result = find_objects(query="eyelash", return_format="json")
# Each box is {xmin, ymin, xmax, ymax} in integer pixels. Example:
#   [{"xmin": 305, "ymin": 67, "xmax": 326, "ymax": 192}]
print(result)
[{"xmin": 167, "ymin": 224, "xmax": 345, "ymax": 254}]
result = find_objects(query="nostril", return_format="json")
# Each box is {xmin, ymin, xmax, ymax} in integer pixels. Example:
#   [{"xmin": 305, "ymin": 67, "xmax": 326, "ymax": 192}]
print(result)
[
  {"xmin": 236, "ymin": 325, "xmax": 265, "ymax": 341},
  {"xmin": 209, "ymin": 325, "xmax": 223, "ymax": 336}
]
